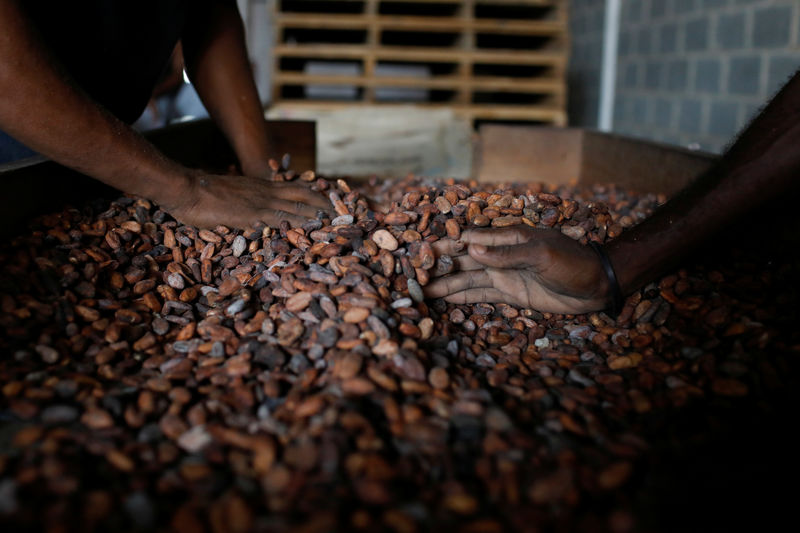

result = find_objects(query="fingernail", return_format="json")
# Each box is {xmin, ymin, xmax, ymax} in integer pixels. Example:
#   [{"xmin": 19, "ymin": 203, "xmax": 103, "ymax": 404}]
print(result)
[
  {"xmin": 454, "ymin": 240, "xmax": 465, "ymax": 252},
  {"xmin": 472, "ymin": 244, "xmax": 487, "ymax": 254}
]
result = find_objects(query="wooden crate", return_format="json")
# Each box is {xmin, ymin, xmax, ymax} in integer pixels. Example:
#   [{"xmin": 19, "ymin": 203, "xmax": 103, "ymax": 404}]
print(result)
[
  {"xmin": 475, "ymin": 125, "xmax": 718, "ymax": 195},
  {"xmin": 271, "ymin": 0, "xmax": 568, "ymax": 127}
]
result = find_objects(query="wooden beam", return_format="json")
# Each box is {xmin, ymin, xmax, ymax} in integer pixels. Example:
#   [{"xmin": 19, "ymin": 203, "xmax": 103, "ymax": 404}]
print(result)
[
  {"xmin": 274, "ymin": 44, "xmax": 567, "ymax": 66},
  {"xmin": 476, "ymin": 126, "xmax": 717, "ymax": 195},
  {"xmin": 275, "ymin": 72, "xmax": 565, "ymax": 93},
  {"xmin": 276, "ymin": 14, "xmax": 566, "ymax": 35}
]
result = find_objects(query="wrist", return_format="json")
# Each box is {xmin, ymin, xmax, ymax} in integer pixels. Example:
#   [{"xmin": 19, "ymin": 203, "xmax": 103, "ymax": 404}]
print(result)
[
  {"xmin": 235, "ymin": 134, "xmax": 275, "ymax": 178},
  {"xmin": 588, "ymin": 241, "xmax": 624, "ymax": 316},
  {"xmin": 240, "ymin": 156, "xmax": 272, "ymax": 178},
  {"xmin": 130, "ymin": 156, "xmax": 196, "ymax": 211}
]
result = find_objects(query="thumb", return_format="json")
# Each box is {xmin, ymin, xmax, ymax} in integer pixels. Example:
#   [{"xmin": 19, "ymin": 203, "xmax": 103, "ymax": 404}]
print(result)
[{"xmin": 468, "ymin": 243, "xmax": 529, "ymax": 269}]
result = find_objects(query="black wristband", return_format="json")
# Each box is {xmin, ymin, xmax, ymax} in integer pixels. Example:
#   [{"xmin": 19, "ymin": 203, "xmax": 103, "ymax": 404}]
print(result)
[{"xmin": 588, "ymin": 241, "xmax": 624, "ymax": 317}]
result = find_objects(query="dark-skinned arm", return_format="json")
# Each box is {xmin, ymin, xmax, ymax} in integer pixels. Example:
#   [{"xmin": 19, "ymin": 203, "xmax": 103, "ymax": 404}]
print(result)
[
  {"xmin": 425, "ymin": 70, "xmax": 800, "ymax": 313},
  {"xmin": 606, "ymin": 69, "xmax": 800, "ymax": 295},
  {"xmin": 182, "ymin": 0, "xmax": 274, "ymax": 178},
  {"xmin": 0, "ymin": 0, "xmax": 329, "ymax": 229}
]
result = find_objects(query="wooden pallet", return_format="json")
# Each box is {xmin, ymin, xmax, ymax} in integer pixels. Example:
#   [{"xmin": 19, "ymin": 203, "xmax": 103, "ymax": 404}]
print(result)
[{"xmin": 271, "ymin": 0, "xmax": 569, "ymax": 126}]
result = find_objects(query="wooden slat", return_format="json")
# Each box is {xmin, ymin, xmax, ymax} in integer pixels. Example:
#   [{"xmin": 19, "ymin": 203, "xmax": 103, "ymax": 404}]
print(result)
[
  {"xmin": 378, "ymin": 18, "xmax": 566, "ymax": 35},
  {"xmin": 374, "ymin": 0, "xmax": 562, "ymax": 4},
  {"xmin": 275, "ymin": 72, "xmax": 564, "ymax": 93},
  {"xmin": 274, "ymin": 44, "xmax": 567, "ymax": 66},
  {"xmin": 278, "ymin": 0, "xmax": 561, "ymax": 5},
  {"xmin": 276, "ymin": 14, "xmax": 566, "ymax": 34},
  {"xmin": 271, "ymin": 101, "xmax": 565, "ymax": 123},
  {"xmin": 461, "ymin": 105, "xmax": 565, "ymax": 123},
  {"xmin": 275, "ymin": 44, "xmax": 369, "ymax": 60},
  {"xmin": 276, "ymin": 14, "xmax": 370, "ymax": 30},
  {"xmin": 477, "ymin": 126, "xmax": 716, "ymax": 193}
]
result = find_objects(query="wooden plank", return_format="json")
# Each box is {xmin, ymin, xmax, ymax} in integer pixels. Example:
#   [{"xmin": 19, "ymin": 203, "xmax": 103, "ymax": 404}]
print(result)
[
  {"xmin": 277, "ymin": 0, "xmax": 560, "ymax": 6},
  {"xmin": 379, "ymin": 17, "xmax": 566, "ymax": 34},
  {"xmin": 276, "ymin": 14, "xmax": 566, "ymax": 35},
  {"xmin": 458, "ymin": 0, "xmax": 476, "ymax": 104},
  {"xmin": 461, "ymin": 105, "xmax": 565, "ymax": 122},
  {"xmin": 476, "ymin": 125, "xmax": 582, "ymax": 184},
  {"xmin": 475, "ymin": 126, "xmax": 717, "ymax": 195},
  {"xmin": 365, "ymin": 0, "xmax": 379, "ymax": 103},
  {"xmin": 276, "ymin": 14, "xmax": 370, "ymax": 30},
  {"xmin": 272, "ymin": 101, "xmax": 565, "ymax": 124},
  {"xmin": 274, "ymin": 44, "xmax": 567, "ymax": 66},
  {"xmin": 275, "ymin": 44, "xmax": 369, "ymax": 60},
  {"xmin": 275, "ymin": 72, "xmax": 564, "ymax": 92},
  {"xmin": 580, "ymin": 131, "xmax": 715, "ymax": 196}
]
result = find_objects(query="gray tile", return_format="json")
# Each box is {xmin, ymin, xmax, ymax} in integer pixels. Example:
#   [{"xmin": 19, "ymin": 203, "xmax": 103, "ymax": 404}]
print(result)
[
  {"xmin": 629, "ymin": 0, "xmax": 644, "ymax": 23},
  {"xmin": 767, "ymin": 56, "xmax": 800, "ymax": 95},
  {"xmin": 753, "ymin": 6, "xmax": 792, "ymax": 48},
  {"xmin": 667, "ymin": 59, "xmax": 689, "ymax": 91},
  {"xmin": 660, "ymin": 23, "xmax": 679, "ymax": 54},
  {"xmin": 645, "ymin": 62, "xmax": 664, "ymax": 89},
  {"xmin": 631, "ymin": 97, "xmax": 649, "ymax": 124},
  {"xmin": 624, "ymin": 62, "xmax": 640, "ymax": 89},
  {"xmin": 685, "ymin": 17, "xmax": 709, "ymax": 51},
  {"xmin": 716, "ymin": 13, "xmax": 746, "ymax": 50},
  {"xmin": 654, "ymin": 99, "xmax": 673, "ymax": 128},
  {"xmin": 728, "ymin": 56, "xmax": 761, "ymax": 95},
  {"xmin": 651, "ymin": 0, "xmax": 669, "ymax": 19},
  {"xmin": 613, "ymin": 97, "xmax": 628, "ymax": 124},
  {"xmin": 674, "ymin": 0, "xmax": 695, "ymax": 15},
  {"xmin": 678, "ymin": 99, "xmax": 703, "ymax": 134},
  {"xmin": 708, "ymin": 101, "xmax": 739, "ymax": 137},
  {"xmin": 694, "ymin": 59, "xmax": 721, "ymax": 92},
  {"xmin": 619, "ymin": 31, "xmax": 633, "ymax": 56},
  {"xmin": 637, "ymin": 27, "xmax": 653, "ymax": 54}
]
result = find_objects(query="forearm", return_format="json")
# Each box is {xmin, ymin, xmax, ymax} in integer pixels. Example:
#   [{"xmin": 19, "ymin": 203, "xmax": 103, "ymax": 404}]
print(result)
[
  {"xmin": 607, "ymin": 70, "xmax": 800, "ymax": 294},
  {"xmin": 0, "ymin": 0, "xmax": 190, "ymax": 206},
  {"xmin": 182, "ymin": 0, "xmax": 272, "ymax": 177}
]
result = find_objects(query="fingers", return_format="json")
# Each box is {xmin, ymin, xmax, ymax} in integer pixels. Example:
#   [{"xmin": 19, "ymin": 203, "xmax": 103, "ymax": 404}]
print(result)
[
  {"xmin": 267, "ymin": 198, "xmax": 324, "ymax": 220},
  {"xmin": 429, "ymin": 254, "xmax": 483, "ymax": 279},
  {"xmin": 443, "ymin": 288, "xmax": 509, "ymax": 305},
  {"xmin": 460, "ymin": 227, "xmax": 532, "ymax": 247},
  {"xmin": 468, "ymin": 242, "xmax": 533, "ymax": 270},
  {"xmin": 270, "ymin": 183, "xmax": 332, "ymax": 212},
  {"xmin": 453, "ymin": 254, "xmax": 483, "ymax": 272},
  {"xmin": 432, "ymin": 238, "xmax": 466, "ymax": 257},
  {"xmin": 258, "ymin": 209, "xmax": 307, "ymax": 229},
  {"xmin": 423, "ymin": 270, "xmax": 492, "ymax": 299}
]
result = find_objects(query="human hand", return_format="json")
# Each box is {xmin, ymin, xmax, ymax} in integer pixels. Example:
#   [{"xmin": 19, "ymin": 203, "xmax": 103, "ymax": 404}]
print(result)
[
  {"xmin": 162, "ymin": 172, "xmax": 332, "ymax": 229},
  {"xmin": 424, "ymin": 226, "xmax": 609, "ymax": 314}
]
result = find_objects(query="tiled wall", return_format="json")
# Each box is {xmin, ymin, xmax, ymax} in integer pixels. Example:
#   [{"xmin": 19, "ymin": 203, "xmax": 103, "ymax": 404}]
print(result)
[{"xmin": 569, "ymin": 0, "xmax": 800, "ymax": 153}]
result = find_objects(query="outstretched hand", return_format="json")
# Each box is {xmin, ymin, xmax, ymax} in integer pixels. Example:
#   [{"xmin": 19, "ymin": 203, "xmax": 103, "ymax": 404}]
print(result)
[
  {"xmin": 424, "ymin": 226, "xmax": 610, "ymax": 314},
  {"xmin": 162, "ymin": 172, "xmax": 332, "ymax": 229}
]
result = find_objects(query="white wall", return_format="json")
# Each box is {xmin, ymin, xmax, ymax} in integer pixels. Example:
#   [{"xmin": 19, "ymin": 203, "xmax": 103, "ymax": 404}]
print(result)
[{"xmin": 237, "ymin": 0, "xmax": 274, "ymax": 104}]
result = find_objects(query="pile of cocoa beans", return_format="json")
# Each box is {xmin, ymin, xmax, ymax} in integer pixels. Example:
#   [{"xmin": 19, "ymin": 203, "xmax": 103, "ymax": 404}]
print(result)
[{"xmin": 0, "ymin": 172, "xmax": 798, "ymax": 532}]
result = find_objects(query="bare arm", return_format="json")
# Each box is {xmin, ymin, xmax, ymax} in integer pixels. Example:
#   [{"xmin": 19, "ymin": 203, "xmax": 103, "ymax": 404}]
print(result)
[
  {"xmin": 607, "ymin": 70, "xmax": 800, "ymax": 295},
  {"xmin": 182, "ymin": 0, "xmax": 273, "ymax": 178},
  {"xmin": 426, "ymin": 70, "xmax": 800, "ymax": 313},
  {"xmin": 0, "ymin": 0, "xmax": 329, "ymax": 229},
  {"xmin": 0, "ymin": 0, "xmax": 190, "ymax": 208}
]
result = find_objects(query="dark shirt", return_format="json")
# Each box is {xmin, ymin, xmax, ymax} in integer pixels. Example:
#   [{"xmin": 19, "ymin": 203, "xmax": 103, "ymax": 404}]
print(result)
[
  {"xmin": 22, "ymin": 0, "xmax": 188, "ymax": 123},
  {"xmin": 1, "ymin": 1, "xmax": 188, "ymax": 163}
]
